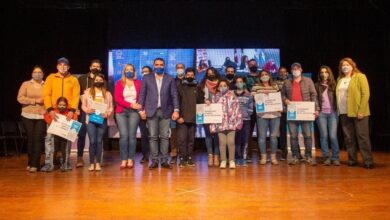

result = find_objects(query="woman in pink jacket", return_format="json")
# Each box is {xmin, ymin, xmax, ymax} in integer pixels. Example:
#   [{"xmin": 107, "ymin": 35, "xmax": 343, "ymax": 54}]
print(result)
[
  {"xmin": 82, "ymin": 74, "xmax": 113, "ymax": 171},
  {"xmin": 114, "ymin": 64, "xmax": 142, "ymax": 169}
]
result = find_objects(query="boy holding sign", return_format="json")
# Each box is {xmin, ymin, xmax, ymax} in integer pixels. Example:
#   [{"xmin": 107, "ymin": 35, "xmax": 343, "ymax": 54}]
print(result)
[{"xmin": 281, "ymin": 63, "xmax": 319, "ymax": 166}]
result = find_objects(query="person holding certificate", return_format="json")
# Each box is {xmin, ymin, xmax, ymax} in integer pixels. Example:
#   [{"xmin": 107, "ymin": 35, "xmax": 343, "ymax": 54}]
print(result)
[
  {"xmin": 82, "ymin": 74, "xmax": 113, "ymax": 171},
  {"xmin": 251, "ymin": 70, "xmax": 281, "ymax": 165},
  {"xmin": 336, "ymin": 58, "xmax": 373, "ymax": 169},
  {"xmin": 198, "ymin": 67, "xmax": 223, "ymax": 166},
  {"xmin": 315, "ymin": 66, "xmax": 340, "ymax": 166},
  {"xmin": 115, "ymin": 64, "xmax": 142, "ymax": 169},
  {"xmin": 44, "ymin": 97, "xmax": 78, "ymax": 172},
  {"xmin": 210, "ymin": 79, "xmax": 243, "ymax": 169},
  {"xmin": 281, "ymin": 62, "xmax": 319, "ymax": 166}
]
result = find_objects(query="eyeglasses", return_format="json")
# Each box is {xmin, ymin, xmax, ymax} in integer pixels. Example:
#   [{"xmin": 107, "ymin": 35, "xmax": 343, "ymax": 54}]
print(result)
[{"xmin": 320, "ymin": 71, "xmax": 328, "ymax": 74}]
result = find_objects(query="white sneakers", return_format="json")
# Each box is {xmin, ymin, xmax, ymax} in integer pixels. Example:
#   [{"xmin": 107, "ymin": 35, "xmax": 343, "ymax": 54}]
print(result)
[{"xmin": 219, "ymin": 160, "xmax": 235, "ymax": 169}]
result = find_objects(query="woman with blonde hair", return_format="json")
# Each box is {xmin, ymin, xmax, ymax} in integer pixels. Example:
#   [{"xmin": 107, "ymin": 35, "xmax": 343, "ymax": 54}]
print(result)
[{"xmin": 114, "ymin": 64, "xmax": 142, "ymax": 169}]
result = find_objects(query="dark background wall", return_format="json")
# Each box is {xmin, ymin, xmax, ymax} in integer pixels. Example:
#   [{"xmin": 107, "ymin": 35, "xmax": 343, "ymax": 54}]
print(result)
[{"xmin": 1, "ymin": 0, "xmax": 389, "ymax": 149}]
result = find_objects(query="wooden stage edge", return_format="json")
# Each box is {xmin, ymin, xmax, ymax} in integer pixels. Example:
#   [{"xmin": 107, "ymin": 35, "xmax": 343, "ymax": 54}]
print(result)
[{"xmin": 1, "ymin": 150, "xmax": 390, "ymax": 219}]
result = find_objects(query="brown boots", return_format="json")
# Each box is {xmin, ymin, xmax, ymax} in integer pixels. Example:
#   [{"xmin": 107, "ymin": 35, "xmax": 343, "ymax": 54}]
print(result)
[{"xmin": 208, "ymin": 154, "xmax": 220, "ymax": 167}]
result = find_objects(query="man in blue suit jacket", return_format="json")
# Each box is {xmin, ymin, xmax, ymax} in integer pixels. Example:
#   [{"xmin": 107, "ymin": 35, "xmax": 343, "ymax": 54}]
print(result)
[{"xmin": 139, "ymin": 58, "xmax": 180, "ymax": 169}]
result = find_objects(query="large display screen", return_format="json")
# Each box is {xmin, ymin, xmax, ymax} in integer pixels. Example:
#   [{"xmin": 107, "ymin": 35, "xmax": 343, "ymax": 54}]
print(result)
[{"xmin": 108, "ymin": 48, "xmax": 280, "ymax": 138}]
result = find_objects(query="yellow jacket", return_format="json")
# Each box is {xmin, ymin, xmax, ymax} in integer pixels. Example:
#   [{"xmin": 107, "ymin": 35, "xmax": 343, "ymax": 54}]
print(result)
[
  {"xmin": 43, "ymin": 72, "xmax": 80, "ymax": 111},
  {"xmin": 336, "ymin": 72, "xmax": 370, "ymax": 117}
]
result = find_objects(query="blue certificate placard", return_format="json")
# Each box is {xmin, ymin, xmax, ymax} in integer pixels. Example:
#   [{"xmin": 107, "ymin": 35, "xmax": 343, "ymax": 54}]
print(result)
[
  {"xmin": 256, "ymin": 102, "xmax": 265, "ymax": 113},
  {"xmin": 89, "ymin": 113, "xmax": 104, "ymax": 124}
]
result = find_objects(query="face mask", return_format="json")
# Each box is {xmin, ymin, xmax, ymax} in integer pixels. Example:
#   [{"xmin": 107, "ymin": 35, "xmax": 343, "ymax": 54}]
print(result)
[
  {"xmin": 58, "ymin": 107, "xmax": 67, "ymax": 113},
  {"xmin": 155, "ymin": 67, "xmax": 165, "ymax": 75},
  {"xmin": 249, "ymin": 66, "xmax": 258, "ymax": 73},
  {"xmin": 236, "ymin": 82, "xmax": 245, "ymax": 89},
  {"xmin": 207, "ymin": 75, "xmax": 216, "ymax": 81},
  {"xmin": 186, "ymin": 77, "xmax": 195, "ymax": 83},
  {"xmin": 342, "ymin": 66, "xmax": 352, "ymax": 74},
  {"xmin": 260, "ymin": 76, "xmax": 270, "ymax": 82},
  {"xmin": 219, "ymin": 87, "xmax": 228, "ymax": 94},
  {"xmin": 292, "ymin": 70, "xmax": 301, "ymax": 77},
  {"xmin": 125, "ymin": 71, "xmax": 134, "ymax": 78},
  {"xmin": 90, "ymin": 68, "xmax": 100, "ymax": 74},
  {"xmin": 94, "ymin": 82, "xmax": 104, "ymax": 88},
  {"xmin": 226, "ymin": 74, "xmax": 234, "ymax": 80},
  {"xmin": 32, "ymin": 73, "xmax": 43, "ymax": 81},
  {"xmin": 177, "ymin": 69, "xmax": 185, "ymax": 77},
  {"xmin": 279, "ymin": 74, "xmax": 288, "ymax": 80}
]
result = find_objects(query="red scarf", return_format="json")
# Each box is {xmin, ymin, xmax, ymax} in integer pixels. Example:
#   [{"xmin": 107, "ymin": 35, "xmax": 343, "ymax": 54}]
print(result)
[{"xmin": 205, "ymin": 80, "xmax": 218, "ymax": 94}]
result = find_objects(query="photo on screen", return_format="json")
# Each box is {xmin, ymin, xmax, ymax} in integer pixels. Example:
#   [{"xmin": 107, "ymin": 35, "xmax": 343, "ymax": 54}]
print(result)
[{"xmin": 195, "ymin": 48, "xmax": 280, "ymax": 82}]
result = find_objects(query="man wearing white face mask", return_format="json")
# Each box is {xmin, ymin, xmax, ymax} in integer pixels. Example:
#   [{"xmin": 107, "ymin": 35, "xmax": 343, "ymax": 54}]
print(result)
[
  {"xmin": 41, "ymin": 57, "xmax": 80, "ymax": 172},
  {"xmin": 281, "ymin": 62, "xmax": 319, "ymax": 166},
  {"xmin": 169, "ymin": 63, "xmax": 185, "ymax": 164}
]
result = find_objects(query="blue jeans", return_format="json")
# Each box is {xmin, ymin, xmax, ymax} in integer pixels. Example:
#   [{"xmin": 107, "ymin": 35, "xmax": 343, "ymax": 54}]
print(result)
[
  {"xmin": 116, "ymin": 109, "xmax": 140, "ymax": 161},
  {"xmin": 288, "ymin": 121, "xmax": 312, "ymax": 158},
  {"xmin": 147, "ymin": 109, "xmax": 171, "ymax": 163},
  {"xmin": 86, "ymin": 121, "xmax": 107, "ymax": 163},
  {"xmin": 316, "ymin": 112, "xmax": 340, "ymax": 160},
  {"xmin": 44, "ymin": 132, "xmax": 71, "ymax": 166},
  {"xmin": 235, "ymin": 120, "xmax": 250, "ymax": 159},
  {"xmin": 257, "ymin": 117, "xmax": 280, "ymax": 154},
  {"xmin": 204, "ymin": 124, "xmax": 219, "ymax": 155}
]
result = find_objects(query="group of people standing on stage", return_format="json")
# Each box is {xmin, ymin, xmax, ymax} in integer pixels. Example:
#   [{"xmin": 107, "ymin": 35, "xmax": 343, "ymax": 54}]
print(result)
[{"xmin": 17, "ymin": 56, "xmax": 374, "ymax": 173}]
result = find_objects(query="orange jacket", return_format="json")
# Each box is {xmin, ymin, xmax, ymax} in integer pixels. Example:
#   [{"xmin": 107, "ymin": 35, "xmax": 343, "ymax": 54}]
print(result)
[{"xmin": 43, "ymin": 72, "xmax": 80, "ymax": 111}]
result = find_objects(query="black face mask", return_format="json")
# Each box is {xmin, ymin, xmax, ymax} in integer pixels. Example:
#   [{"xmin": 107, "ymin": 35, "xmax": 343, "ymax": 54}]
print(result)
[
  {"xmin": 186, "ymin": 77, "xmax": 195, "ymax": 82},
  {"xmin": 58, "ymin": 107, "xmax": 67, "ymax": 113},
  {"xmin": 207, "ymin": 75, "xmax": 216, "ymax": 81},
  {"xmin": 226, "ymin": 74, "xmax": 234, "ymax": 80},
  {"xmin": 94, "ymin": 82, "xmax": 104, "ymax": 88},
  {"xmin": 249, "ymin": 66, "xmax": 258, "ymax": 73},
  {"xmin": 91, "ymin": 68, "xmax": 100, "ymax": 74}
]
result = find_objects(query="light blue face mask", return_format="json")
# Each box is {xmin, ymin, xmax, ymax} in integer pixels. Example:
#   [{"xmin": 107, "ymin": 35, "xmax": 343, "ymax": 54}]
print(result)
[
  {"xmin": 219, "ymin": 87, "xmax": 228, "ymax": 93},
  {"xmin": 236, "ymin": 82, "xmax": 245, "ymax": 89},
  {"xmin": 342, "ymin": 66, "xmax": 352, "ymax": 74}
]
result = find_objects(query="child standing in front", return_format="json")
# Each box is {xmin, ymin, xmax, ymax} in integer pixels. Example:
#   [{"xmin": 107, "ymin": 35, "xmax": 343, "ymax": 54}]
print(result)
[
  {"xmin": 210, "ymin": 79, "xmax": 243, "ymax": 169},
  {"xmin": 44, "ymin": 97, "xmax": 78, "ymax": 172}
]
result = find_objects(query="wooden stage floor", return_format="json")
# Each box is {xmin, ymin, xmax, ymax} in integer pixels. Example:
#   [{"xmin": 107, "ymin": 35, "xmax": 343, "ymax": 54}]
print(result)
[{"xmin": 0, "ymin": 150, "xmax": 389, "ymax": 219}]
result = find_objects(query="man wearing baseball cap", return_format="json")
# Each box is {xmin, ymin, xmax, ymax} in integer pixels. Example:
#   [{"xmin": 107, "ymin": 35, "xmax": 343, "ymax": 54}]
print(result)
[
  {"xmin": 41, "ymin": 57, "xmax": 80, "ymax": 172},
  {"xmin": 281, "ymin": 62, "xmax": 319, "ymax": 166}
]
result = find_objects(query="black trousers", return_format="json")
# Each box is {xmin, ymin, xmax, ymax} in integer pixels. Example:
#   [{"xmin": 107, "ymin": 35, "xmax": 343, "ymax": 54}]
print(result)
[
  {"xmin": 21, "ymin": 116, "xmax": 46, "ymax": 168},
  {"xmin": 177, "ymin": 122, "xmax": 196, "ymax": 158},
  {"xmin": 340, "ymin": 115, "xmax": 373, "ymax": 165},
  {"xmin": 54, "ymin": 135, "xmax": 68, "ymax": 165},
  {"xmin": 249, "ymin": 112, "xmax": 258, "ymax": 157},
  {"xmin": 77, "ymin": 111, "xmax": 87, "ymax": 157},
  {"xmin": 278, "ymin": 113, "xmax": 288, "ymax": 158}
]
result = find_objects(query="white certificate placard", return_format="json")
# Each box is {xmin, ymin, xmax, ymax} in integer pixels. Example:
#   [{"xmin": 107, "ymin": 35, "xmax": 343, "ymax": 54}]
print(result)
[
  {"xmin": 90, "ymin": 101, "xmax": 107, "ymax": 115},
  {"xmin": 254, "ymin": 92, "xmax": 283, "ymax": 113},
  {"xmin": 196, "ymin": 103, "xmax": 223, "ymax": 124},
  {"xmin": 47, "ymin": 114, "xmax": 82, "ymax": 142},
  {"xmin": 287, "ymin": 101, "xmax": 315, "ymax": 121}
]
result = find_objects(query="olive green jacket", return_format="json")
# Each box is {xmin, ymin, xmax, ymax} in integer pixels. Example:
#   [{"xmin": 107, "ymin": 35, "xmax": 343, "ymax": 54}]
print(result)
[{"xmin": 336, "ymin": 72, "xmax": 370, "ymax": 117}]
